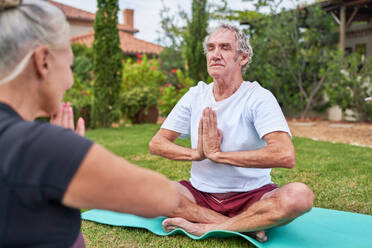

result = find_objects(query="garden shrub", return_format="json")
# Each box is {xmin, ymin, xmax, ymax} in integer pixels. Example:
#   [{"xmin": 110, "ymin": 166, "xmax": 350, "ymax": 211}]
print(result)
[
  {"xmin": 159, "ymin": 47, "xmax": 185, "ymax": 88},
  {"xmin": 122, "ymin": 55, "xmax": 166, "ymax": 90},
  {"xmin": 121, "ymin": 55, "xmax": 166, "ymax": 123},
  {"xmin": 325, "ymin": 54, "xmax": 372, "ymax": 121},
  {"xmin": 71, "ymin": 44, "xmax": 93, "ymax": 83},
  {"xmin": 121, "ymin": 86, "xmax": 158, "ymax": 123},
  {"xmin": 159, "ymin": 69, "xmax": 194, "ymax": 116},
  {"xmin": 73, "ymin": 56, "xmax": 93, "ymax": 83},
  {"xmin": 72, "ymin": 43, "xmax": 93, "ymax": 59}
]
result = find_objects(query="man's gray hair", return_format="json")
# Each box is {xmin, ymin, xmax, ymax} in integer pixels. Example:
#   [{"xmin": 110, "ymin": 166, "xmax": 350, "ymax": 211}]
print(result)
[
  {"xmin": 203, "ymin": 23, "xmax": 253, "ymax": 73},
  {"xmin": 0, "ymin": 0, "xmax": 70, "ymax": 85}
]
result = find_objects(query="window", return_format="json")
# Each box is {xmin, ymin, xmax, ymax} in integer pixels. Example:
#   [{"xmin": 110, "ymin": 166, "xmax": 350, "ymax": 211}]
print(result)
[{"xmin": 345, "ymin": 47, "xmax": 352, "ymax": 55}]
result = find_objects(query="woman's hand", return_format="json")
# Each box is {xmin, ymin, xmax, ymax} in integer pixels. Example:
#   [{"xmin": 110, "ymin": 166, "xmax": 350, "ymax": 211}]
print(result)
[{"xmin": 50, "ymin": 102, "xmax": 85, "ymax": 136}]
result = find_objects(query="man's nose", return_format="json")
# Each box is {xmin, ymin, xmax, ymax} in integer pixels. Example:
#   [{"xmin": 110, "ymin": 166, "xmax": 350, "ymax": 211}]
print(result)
[{"xmin": 210, "ymin": 47, "xmax": 222, "ymax": 59}]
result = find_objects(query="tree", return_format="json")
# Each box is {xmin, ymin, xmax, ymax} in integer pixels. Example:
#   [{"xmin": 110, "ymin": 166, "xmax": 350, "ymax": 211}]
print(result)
[
  {"xmin": 157, "ymin": 0, "xmax": 227, "ymax": 84},
  {"xmin": 92, "ymin": 0, "xmax": 122, "ymax": 128},
  {"xmin": 245, "ymin": 5, "xmax": 339, "ymax": 118},
  {"xmin": 325, "ymin": 54, "xmax": 372, "ymax": 121},
  {"xmin": 71, "ymin": 44, "xmax": 93, "ymax": 83},
  {"xmin": 184, "ymin": 0, "xmax": 209, "ymax": 82}
]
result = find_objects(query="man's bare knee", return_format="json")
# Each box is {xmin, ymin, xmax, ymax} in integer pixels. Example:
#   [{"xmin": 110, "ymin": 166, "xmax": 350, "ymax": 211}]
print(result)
[
  {"xmin": 262, "ymin": 182, "xmax": 313, "ymax": 221},
  {"xmin": 281, "ymin": 182, "xmax": 314, "ymax": 217},
  {"xmin": 261, "ymin": 187, "xmax": 279, "ymax": 200}
]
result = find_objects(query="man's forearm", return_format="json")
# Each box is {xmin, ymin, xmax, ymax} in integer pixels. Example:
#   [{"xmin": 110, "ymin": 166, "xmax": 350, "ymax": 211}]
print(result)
[
  {"xmin": 208, "ymin": 146, "xmax": 295, "ymax": 169},
  {"xmin": 149, "ymin": 136, "xmax": 201, "ymax": 161}
]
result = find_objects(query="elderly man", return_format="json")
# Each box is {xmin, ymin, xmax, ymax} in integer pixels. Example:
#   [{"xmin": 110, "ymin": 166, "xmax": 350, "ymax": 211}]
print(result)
[{"xmin": 149, "ymin": 23, "xmax": 314, "ymax": 242}]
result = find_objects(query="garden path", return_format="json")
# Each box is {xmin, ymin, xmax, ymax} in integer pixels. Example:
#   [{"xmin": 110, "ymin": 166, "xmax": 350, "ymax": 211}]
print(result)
[{"xmin": 288, "ymin": 120, "xmax": 372, "ymax": 148}]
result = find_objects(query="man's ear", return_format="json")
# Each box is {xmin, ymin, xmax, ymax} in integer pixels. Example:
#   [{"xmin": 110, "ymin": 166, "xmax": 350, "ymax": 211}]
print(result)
[
  {"xmin": 33, "ymin": 46, "xmax": 50, "ymax": 79},
  {"xmin": 240, "ymin": 52, "xmax": 249, "ymax": 67}
]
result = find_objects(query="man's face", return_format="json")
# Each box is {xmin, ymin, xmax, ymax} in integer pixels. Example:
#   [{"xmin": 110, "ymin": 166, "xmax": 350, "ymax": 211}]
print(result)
[{"xmin": 206, "ymin": 29, "xmax": 242, "ymax": 80}]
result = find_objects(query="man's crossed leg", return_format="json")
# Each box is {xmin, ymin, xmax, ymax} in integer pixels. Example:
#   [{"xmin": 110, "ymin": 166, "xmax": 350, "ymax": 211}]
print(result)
[{"xmin": 163, "ymin": 181, "xmax": 314, "ymax": 242}]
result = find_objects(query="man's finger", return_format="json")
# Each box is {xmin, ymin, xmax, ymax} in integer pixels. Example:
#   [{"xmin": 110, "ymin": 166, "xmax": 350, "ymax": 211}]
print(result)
[
  {"xmin": 211, "ymin": 109, "xmax": 217, "ymax": 130},
  {"xmin": 206, "ymin": 107, "xmax": 213, "ymax": 128},
  {"xmin": 206, "ymin": 108, "xmax": 217, "ymax": 137},
  {"xmin": 209, "ymin": 108, "xmax": 215, "ymax": 129},
  {"xmin": 217, "ymin": 128, "xmax": 223, "ymax": 144},
  {"xmin": 198, "ymin": 118, "xmax": 203, "ymax": 150},
  {"xmin": 198, "ymin": 118, "xmax": 203, "ymax": 136},
  {"xmin": 202, "ymin": 114, "xmax": 208, "ymax": 134},
  {"xmin": 202, "ymin": 107, "xmax": 208, "ymax": 120}
]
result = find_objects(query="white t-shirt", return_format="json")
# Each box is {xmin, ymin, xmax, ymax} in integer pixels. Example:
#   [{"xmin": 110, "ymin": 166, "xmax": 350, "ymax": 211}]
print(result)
[{"xmin": 161, "ymin": 81, "xmax": 291, "ymax": 193}]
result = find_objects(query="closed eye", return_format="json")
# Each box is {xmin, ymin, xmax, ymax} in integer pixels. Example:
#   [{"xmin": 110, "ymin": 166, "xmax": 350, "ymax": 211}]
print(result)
[
  {"xmin": 221, "ymin": 44, "xmax": 232, "ymax": 50},
  {"xmin": 206, "ymin": 43, "xmax": 215, "ymax": 51}
]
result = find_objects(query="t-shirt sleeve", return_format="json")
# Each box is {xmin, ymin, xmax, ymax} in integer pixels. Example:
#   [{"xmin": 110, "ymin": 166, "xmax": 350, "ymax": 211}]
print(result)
[
  {"xmin": 161, "ymin": 87, "xmax": 195, "ymax": 138},
  {"xmin": 248, "ymin": 89, "xmax": 291, "ymax": 139},
  {"xmin": 8, "ymin": 122, "xmax": 93, "ymax": 202}
]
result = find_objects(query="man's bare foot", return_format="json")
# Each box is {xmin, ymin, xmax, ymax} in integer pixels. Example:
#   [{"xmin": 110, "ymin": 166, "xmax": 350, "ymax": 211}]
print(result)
[
  {"xmin": 162, "ymin": 217, "xmax": 211, "ymax": 236},
  {"xmin": 162, "ymin": 218, "xmax": 268, "ymax": 243},
  {"xmin": 246, "ymin": 230, "xmax": 267, "ymax": 243}
]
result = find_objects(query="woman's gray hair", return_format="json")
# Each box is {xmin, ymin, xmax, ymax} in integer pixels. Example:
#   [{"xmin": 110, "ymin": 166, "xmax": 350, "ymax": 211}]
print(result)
[
  {"xmin": 203, "ymin": 23, "xmax": 253, "ymax": 73},
  {"xmin": 0, "ymin": 0, "xmax": 70, "ymax": 85}
]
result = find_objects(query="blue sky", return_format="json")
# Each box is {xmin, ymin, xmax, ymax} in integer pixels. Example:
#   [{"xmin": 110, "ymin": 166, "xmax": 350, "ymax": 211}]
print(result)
[{"xmin": 54, "ymin": 0, "xmax": 308, "ymax": 44}]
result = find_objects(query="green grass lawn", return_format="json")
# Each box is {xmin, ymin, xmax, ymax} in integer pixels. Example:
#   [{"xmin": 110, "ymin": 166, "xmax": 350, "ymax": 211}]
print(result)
[{"xmin": 82, "ymin": 124, "xmax": 372, "ymax": 247}]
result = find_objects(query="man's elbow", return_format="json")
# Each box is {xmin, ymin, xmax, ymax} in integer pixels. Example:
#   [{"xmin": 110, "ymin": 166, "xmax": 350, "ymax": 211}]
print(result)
[
  {"xmin": 148, "ymin": 137, "xmax": 158, "ymax": 155},
  {"xmin": 281, "ymin": 152, "xmax": 296, "ymax": 168}
]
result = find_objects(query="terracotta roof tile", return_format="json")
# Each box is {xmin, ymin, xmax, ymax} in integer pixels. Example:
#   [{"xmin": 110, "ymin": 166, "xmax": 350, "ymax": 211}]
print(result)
[
  {"xmin": 117, "ymin": 24, "xmax": 139, "ymax": 34},
  {"xmin": 49, "ymin": 0, "xmax": 138, "ymax": 34},
  {"xmin": 70, "ymin": 31, "xmax": 163, "ymax": 55},
  {"xmin": 49, "ymin": 0, "xmax": 95, "ymax": 22}
]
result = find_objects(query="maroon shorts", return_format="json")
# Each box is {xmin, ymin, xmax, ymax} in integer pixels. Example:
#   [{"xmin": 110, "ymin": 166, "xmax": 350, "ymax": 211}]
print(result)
[{"xmin": 179, "ymin": 180, "xmax": 278, "ymax": 217}]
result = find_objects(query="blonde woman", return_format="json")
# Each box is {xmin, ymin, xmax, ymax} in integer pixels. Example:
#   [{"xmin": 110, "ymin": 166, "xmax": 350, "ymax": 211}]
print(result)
[{"xmin": 0, "ymin": 1, "xmax": 178, "ymax": 247}]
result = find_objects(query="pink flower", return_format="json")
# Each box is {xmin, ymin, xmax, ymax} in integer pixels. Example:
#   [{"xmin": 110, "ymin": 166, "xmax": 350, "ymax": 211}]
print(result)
[
  {"xmin": 89, "ymin": 70, "xmax": 95, "ymax": 80},
  {"xmin": 171, "ymin": 68, "xmax": 177, "ymax": 73},
  {"xmin": 137, "ymin": 53, "xmax": 142, "ymax": 58},
  {"xmin": 137, "ymin": 60, "xmax": 142, "ymax": 64}
]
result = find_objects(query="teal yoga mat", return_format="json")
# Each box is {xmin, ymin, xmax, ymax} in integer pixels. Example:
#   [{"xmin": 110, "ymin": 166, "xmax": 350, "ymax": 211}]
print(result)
[{"xmin": 82, "ymin": 207, "xmax": 372, "ymax": 248}]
